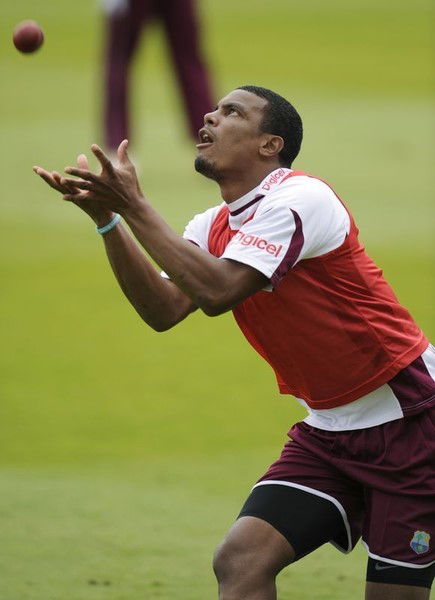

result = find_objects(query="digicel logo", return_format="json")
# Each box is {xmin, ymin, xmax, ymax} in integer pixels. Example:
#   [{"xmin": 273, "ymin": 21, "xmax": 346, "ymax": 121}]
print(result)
[
  {"xmin": 261, "ymin": 168, "xmax": 287, "ymax": 191},
  {"xmin": 233, "ymin": 231, "xmax": 282, "ymax": 256}
]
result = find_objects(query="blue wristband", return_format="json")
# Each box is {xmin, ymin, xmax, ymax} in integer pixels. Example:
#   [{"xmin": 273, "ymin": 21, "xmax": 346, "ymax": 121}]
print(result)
[{"xmin": 96, "ymin": 213, "xmax": 121, "ymax": 235}]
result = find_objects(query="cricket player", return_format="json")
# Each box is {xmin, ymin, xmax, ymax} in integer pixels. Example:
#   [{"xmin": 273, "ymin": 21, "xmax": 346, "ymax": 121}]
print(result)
[{"xmin": 34, "ymin": 85, "xmax": 435, "ymax": 600}]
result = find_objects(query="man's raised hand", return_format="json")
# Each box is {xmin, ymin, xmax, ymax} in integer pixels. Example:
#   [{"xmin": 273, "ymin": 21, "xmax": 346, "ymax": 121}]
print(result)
[
  {"xmin": 33, "ymin": 153, "xmax": 92, "ymax": 201},
  {"xmin": 33, "ymin": 153, "xmax": 115, "ymax": 224},
  {"xmin": 61, "ymin": 140, "xmax": 144, "ymax": 215},
  {"xmin": 33, "ymin": 166, "xmax": 77, "ymax": 196}
]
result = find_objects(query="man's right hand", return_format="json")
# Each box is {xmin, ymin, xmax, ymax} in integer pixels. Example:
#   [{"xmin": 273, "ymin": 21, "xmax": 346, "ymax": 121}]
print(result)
[{"xmin": 33, "ymin": 154, "xmax": 114, "ymax": 227}]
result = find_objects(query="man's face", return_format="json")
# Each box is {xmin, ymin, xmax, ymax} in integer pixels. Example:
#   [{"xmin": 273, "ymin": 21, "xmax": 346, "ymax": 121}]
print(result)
[{"xmin": 194, "ymin": 89, "xmax": 268, "ymax": 182}]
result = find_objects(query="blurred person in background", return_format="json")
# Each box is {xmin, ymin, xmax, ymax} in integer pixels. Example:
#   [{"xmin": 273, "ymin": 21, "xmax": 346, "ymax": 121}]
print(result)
[
  {"xmin": 101, "ymin": 0, "xmax": 214, "ymax": 152},
  {"xmin": 34, "ymin": 86, "xmax": 435, "ymax": 600}
]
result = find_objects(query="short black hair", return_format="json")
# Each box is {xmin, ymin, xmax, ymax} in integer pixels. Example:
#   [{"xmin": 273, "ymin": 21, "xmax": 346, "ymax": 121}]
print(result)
[{"xmin": 237, "ymin": 85, "xmax": 303, "ymax": 167}]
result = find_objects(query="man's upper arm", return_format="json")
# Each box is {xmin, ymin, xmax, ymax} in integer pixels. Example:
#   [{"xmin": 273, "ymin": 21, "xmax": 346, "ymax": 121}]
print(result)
[
  {"xmin": 206, "ymin": 258, "xmax": 269, "ymax": 315},
  {"xmin": 162, "ymin": 178, "xmax": 349, "ymax": 318},
  {"xmin": 161, "ymin": 252, "xmax": 267, "ymax": 319},
  {"xmin": 182, "ymin": 205, "xmax": 269, "ymax": 315}
]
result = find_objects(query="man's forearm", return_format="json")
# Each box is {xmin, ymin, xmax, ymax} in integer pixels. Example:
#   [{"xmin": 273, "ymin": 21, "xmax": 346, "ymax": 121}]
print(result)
[
  {"xmin": 54, "ymin": 143, "xmax": 267, "ymax": 315},
  {"xmin": 100, "ymin": 222, "xmax": 196, "ymax": 330},
  {"xmin": 122, "ymin": 200, "xmax": 266, "ymax": 316}
]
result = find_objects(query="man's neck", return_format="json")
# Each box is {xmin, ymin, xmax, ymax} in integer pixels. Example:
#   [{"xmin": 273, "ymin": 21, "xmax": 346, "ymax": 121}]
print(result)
[{"xmin": 218, "ymin": 163, "xmax": 282, "ymax": 204}]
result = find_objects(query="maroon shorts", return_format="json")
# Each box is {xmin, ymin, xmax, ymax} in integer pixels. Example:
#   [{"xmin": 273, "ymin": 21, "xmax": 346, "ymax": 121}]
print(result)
[{"xmin": 256, "ymin": 406, "xmax": 435, "ymax": 567}]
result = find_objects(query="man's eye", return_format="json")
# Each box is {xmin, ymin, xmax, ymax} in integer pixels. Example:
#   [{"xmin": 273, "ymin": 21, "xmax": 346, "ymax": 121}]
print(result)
[{"xmin": 228, "ymin": 107, "xmax": 238, "ymax": 115}]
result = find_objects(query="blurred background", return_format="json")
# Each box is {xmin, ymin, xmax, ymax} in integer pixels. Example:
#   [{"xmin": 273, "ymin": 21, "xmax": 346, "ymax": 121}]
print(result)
[{"xmin": 1, "ymin": 1, "xmax": 434, "ymax": 598}]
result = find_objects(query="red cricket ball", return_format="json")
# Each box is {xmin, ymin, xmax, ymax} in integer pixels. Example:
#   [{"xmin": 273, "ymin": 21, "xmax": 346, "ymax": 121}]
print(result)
[{"xmin": 13, "ymin": 21, "xmax": 44, "ymax": 54}]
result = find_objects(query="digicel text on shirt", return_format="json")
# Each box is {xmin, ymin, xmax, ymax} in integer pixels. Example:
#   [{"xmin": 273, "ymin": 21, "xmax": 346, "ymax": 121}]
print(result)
[{"xmin": 232, "ymin": 231, "xmax": 283, "ymax": 257}]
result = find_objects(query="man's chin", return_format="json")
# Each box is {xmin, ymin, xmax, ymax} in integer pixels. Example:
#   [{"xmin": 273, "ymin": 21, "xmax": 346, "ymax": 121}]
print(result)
[{"xmin": 194, "ymin": 156, "xmax": 222, "ymax": 183}]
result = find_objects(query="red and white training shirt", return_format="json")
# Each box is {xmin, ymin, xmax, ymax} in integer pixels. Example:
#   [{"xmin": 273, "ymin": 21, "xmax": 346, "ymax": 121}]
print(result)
[{"xmin": 176, "ymin": 168, "xmax": 434, "ymax": 430}]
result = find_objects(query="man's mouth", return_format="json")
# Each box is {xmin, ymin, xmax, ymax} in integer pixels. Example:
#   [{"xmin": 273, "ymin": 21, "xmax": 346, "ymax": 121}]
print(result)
[{"xmin": 196, "ymin": 128, "xmax": 214, "ymax": 149}]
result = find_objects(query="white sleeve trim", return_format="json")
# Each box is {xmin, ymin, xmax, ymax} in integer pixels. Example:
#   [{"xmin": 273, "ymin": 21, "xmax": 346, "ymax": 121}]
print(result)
[{"xmin": 182, "ymin": 204, "xmax": 223, "ymax": 250}]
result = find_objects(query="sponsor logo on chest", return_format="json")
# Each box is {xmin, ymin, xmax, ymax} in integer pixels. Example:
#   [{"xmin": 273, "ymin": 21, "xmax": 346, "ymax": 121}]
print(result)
[{"xmin": 233, "ymin": 231, "xmax": 282, "ymax": 257}]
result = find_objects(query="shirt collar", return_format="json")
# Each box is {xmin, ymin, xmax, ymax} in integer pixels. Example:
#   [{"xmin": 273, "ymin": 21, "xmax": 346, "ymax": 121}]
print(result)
[{"xmin": 227, "ymin": 167, "xmax": 292, "ymax": 229}]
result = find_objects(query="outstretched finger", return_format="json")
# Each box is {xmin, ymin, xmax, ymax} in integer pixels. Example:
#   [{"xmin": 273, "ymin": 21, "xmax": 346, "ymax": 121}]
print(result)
[
  {"xmin": 64, "ymin": 166, "xmax": 98, "ymax": 181},
  {"xmin": 77, "ymin": 153, "xmax": 89, "ymax": 170},
  {"xmin": 53, "ymin": 172, "xmax": 74, "ymax": 190},
  {"xmin": 118, "ymin": 139, "xmax": 130, "ymax": 164},
  {"xmin": 33, "ymin": 166, "xmax": 65, "ymax": 193},
  {"xmin": 60, "ymin": 176, "xmax": 92, "ymax": 191},
  {"xmin": 91, "ymin": 144, "xmax": 115, "ymax": 174}
]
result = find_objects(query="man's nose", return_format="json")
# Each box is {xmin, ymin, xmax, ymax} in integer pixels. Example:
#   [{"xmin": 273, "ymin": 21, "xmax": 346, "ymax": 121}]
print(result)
[{"xmin": 204, "ymin": 110, "xmax": 218, "ymax": 126}]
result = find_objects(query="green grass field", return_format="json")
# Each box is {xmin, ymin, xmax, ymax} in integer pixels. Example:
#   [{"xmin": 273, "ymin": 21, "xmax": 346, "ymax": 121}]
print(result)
[{"xmin": 1, "ymin": 1, "xmax": 434, "ymax": 598}]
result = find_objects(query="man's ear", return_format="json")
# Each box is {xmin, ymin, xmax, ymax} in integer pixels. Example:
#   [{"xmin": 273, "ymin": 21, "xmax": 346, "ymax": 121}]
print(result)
[{"xmin": 259, "ymin": 134, "xmax": 284, "ymax": 160}]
